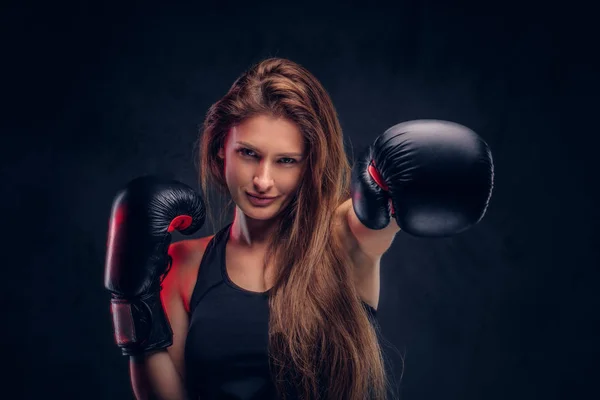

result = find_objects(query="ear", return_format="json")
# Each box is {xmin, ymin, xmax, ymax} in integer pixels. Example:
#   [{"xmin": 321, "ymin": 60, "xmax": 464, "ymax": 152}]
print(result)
[{"xmin": 217, "ymin": 147, "xmax": 224, "ymax": 160}]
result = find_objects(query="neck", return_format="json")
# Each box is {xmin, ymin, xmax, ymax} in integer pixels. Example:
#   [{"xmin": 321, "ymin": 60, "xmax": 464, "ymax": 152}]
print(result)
[{"xmin": 230, "ymin": 206, "xmax": 279, "ymax": 250}]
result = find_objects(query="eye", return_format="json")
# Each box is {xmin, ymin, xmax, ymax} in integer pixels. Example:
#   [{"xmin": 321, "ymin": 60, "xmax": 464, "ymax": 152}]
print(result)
[
  {"xmin": 238, "ymin": 148, "xmax": 297, "ymax": 165},
  {"xmin": 238, "ymin": 148, "xmax": 257, "ymax": 158}
]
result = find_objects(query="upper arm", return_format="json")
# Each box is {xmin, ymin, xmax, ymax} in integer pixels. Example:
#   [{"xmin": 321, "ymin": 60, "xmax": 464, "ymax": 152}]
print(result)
[
  {"xmin": 343, "ymin": 198, "xmax": 401, "ymax": 259},
  {"xmin": 160, "ymin": 239, "xmax": 207, "ymax": 380}
]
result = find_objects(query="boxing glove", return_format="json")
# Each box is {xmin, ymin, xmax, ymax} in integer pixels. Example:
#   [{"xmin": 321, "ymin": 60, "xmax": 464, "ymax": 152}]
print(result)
[
  {"xmin": 351, "ymin": 120, "xmax": 494, "ymax": 237},
  {"xmin": 104, "ymin": 175, "xmax": 206, "ymax": 356}
]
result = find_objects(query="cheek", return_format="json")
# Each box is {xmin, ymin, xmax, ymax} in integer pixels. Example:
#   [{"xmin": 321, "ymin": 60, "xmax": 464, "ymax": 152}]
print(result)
[
  {"xmin": 280, "ymin": 172, "xmax": 303, "ymax": 193},
  {"xmin": 224, "ymin": 157, "xmax": 250, "ymax": 184}
]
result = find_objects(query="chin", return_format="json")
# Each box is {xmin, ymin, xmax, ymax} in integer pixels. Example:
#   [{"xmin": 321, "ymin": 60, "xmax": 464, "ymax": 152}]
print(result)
[{"xmin": 244, "ymin": 208, "xmax": 277, "ymax": 221}]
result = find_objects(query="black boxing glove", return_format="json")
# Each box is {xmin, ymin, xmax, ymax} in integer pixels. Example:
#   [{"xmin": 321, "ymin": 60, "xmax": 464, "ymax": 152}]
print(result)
[
  {"xmin": 104, "ymin": 175, "xmax": 206, "ymax": 356},
  {"xmin": 351, "ymin": 120, "xmax": 494, "ymax": 237}
]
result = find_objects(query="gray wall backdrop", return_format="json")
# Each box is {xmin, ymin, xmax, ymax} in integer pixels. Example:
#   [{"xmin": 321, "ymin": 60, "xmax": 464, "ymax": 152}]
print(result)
[{"xmin": 3, "ymin": 1, "xmax": 596, "ymax": 399}]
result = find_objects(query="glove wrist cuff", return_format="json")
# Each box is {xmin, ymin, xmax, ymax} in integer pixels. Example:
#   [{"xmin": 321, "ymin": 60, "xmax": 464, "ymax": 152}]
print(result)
[{"xmin": 110, "ymin": 290, "xmax": 173, "ymax": 357}]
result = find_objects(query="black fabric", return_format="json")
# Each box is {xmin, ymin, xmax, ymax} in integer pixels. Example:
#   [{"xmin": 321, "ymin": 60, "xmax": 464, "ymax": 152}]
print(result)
[{"xmin": 184, "ymin": 223, "xmax": 378, "ymax": 400}]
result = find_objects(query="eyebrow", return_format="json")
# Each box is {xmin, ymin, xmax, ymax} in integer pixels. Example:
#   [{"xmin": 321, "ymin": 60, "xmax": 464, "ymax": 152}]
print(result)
[{"xmin": 235, "ymin": 141, "xmax": 304, "ymax": 157}]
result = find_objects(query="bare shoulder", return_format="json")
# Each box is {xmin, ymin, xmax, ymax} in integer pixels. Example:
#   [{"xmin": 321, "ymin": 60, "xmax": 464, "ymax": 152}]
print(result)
[
  {"xmin": 168, "ymin": 236, "xmax": 213, "ymax": 268},
  {"xmin": 167, "ymin": 235, "xmax": 215, "ymax": 313}
]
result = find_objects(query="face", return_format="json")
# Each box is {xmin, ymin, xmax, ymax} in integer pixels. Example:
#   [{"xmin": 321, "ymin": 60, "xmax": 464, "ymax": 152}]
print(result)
[{"xmin": 218, "ymin": 114, "xmax": 306, "ymax": 221}]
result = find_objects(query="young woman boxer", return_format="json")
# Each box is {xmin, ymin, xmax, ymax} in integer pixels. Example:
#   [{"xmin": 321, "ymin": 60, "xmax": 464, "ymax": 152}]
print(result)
[{"xmin": 105, "ymin": 58, "xmax": 494, "ymax": 400}]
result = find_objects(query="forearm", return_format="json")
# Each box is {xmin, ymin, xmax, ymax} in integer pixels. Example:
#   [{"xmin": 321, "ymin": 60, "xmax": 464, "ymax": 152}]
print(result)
[{"xmin": 130, "ymin": 350, "xmax": 188, "ymax": 400}]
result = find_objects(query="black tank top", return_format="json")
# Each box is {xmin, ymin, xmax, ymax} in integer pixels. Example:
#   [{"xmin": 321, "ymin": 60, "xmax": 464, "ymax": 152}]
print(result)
[{"xmin": 184, "ymin": 223, "xmax": 378, "ymax": 400}]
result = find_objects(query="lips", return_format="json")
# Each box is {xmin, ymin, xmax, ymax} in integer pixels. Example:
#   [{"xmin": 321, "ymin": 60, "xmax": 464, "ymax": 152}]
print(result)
[
  {"xmin": 246, "ymin": 192, "xmax": 278, "ymax": 207},
  {"xmin": 246, "ymin": 193, "xmax": 276, "ymax": 199}
]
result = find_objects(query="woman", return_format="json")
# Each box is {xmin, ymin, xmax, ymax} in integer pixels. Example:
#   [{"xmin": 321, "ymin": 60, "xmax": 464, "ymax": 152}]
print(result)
[{"xmin": 104, "ymin": 58, "xmax": 494, "ymax": 400}]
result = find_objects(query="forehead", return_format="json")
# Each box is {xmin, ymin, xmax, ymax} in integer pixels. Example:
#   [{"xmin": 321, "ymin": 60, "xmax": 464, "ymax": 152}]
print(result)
[{"xmin": 229, "ymin": 115, "xmax": 305, "ymax": 151}]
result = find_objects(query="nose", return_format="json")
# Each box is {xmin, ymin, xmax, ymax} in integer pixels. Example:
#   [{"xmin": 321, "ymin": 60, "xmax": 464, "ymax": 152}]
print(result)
[{"xmin": 252, "ymin": 161, "xmax": 274, "ymax": 193}]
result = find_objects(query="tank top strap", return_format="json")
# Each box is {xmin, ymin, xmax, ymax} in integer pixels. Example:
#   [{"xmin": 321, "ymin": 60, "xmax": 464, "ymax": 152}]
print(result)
[{"xmin": 188, "ymin": 222, "xmax": 233, "ymax": 314}]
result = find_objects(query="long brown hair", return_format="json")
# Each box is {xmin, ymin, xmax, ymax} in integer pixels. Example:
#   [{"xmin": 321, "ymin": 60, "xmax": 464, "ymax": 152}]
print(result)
[{"xmin": 197, "ymin": 58, "xmax": 395, "ymax": 399}]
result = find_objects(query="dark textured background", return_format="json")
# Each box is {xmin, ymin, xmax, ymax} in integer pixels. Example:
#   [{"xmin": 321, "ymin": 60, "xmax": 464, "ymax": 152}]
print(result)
[{"xmin": 3, "ymin": 1, "xmax": 597, "ymax": 399}]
